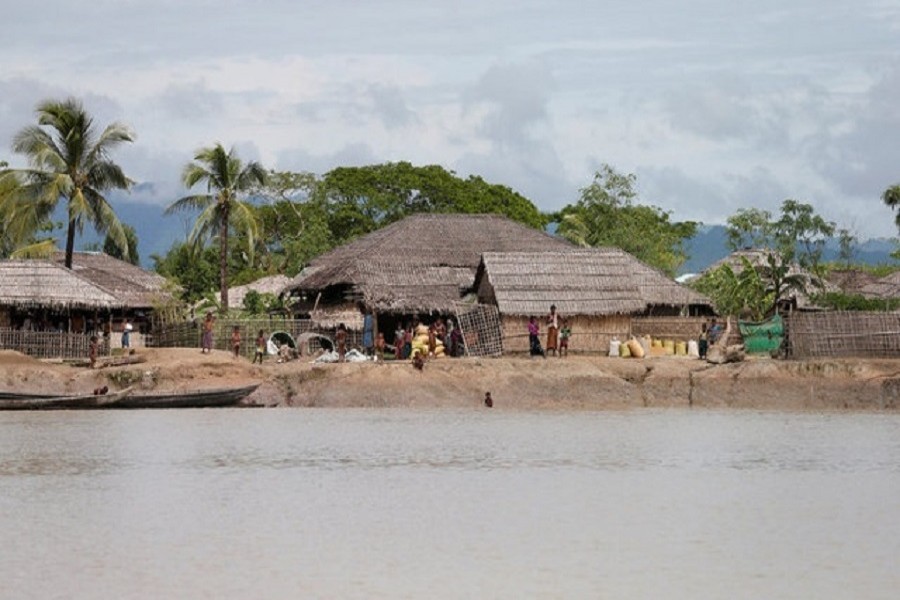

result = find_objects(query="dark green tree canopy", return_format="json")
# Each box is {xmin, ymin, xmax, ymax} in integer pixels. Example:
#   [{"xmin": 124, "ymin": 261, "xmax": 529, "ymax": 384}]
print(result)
[{"xmin": 319, "ymin": 162, "xmax": 546, "ymax": 243}]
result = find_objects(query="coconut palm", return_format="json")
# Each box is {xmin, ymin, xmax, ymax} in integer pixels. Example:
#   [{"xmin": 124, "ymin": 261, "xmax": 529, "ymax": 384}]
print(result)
[
  {"xmin": 166, "ymin": 144, "xmax": 266, "ymax": 312},
  {"xmin": 883, "ymin": 184, "xmax": 900, "ymax": 232},
  {"xmin": 6, "ymin": 98, "xmax": 133, "ymax": 267}
]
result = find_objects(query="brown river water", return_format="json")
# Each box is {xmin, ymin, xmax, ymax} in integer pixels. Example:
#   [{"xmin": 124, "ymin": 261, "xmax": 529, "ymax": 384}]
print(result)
[{"xmin": 2, "ymin": 408, "xmax": 899, "ymax": 599}]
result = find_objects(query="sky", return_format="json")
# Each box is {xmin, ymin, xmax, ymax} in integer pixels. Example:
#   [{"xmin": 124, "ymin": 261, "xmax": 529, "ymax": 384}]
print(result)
[{"xmin": 2, "ymin": 0, "xmax": 899, "ymax": 240}]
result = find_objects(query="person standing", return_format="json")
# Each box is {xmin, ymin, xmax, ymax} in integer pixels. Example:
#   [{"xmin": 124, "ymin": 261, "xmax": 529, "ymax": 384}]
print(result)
[
  {"xmin": 335, "ymin": 323, "xmax": 347, "ymax": 362},
  {"xmin": 528, "ymin": 316, "xmax": 545, "ymax": 358},
  {"xmin": 698, "ymin": 323, "xmax": 709, "ymax": 359},
  {"xmin": 253, "ymin": 330, "xmax": 266, "ymax": 364},
  {"xmin": 546, "ymin": 304, "xmax": 560, "ymax": 357},
  {"xmin": 201, "ymin": 312, "xmax": 215, "ymax": 353},
  {"xmin": 231, "ymin": 326, "xmax": 242, "ymax": 359},
  {"xmin": 121, "ymin": 321, "xmax": 132, "ymax": 350},
  {"xmin": 559, "ymin": 318, "xmax": 571, "ymax": 357},
  {"xmin": 89, "ymin": 335, "xmax": 98, "ymax": 369}
]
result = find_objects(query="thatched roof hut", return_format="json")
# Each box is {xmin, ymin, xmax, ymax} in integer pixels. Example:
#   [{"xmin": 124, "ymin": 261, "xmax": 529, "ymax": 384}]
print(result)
[
  {"xmin": 860, "ymin": 271, "xmax": 900, "ymax": 299},
  {"xmin": 703, "ymin": 248, "xmax": 837, "ymax": 309},
  {"xmin": 0, "ymin": 260, "xmax": 122, "ymax": 310},
  {"xmin": 227, "ymin": 274, "xmax": 292, "ymax": 308},
  {"xmin": 52, "ymin": 251, "xmax": 172, "ymax": 309},
  {"xmin": 476, "ymin": 248, "xmax": 712, "ymax": 316},
  {"xmin": 286, "ymin": 213, "xmax": 574, "ymax": 314}
]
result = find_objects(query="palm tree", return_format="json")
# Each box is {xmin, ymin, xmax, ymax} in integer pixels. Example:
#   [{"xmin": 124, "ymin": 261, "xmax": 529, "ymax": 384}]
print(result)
[
  {"xmin": 883, "ymin": 185, "xmax": 900, "ymax": 232},
  {"xmin": 166, "ymin": 144, "xmax": 266, "ymax": 312},
  {"xmin": 6, "ymin": 98, "xmax": 133, "ymax": 267}
]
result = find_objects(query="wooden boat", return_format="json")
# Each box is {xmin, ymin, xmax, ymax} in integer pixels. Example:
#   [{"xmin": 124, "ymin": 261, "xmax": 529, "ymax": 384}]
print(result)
[
  {"xmin": 108, "ymin": 383, "xmax": 260, "ymax": 409},
  {"xmin": 0, "ymin": 387, "xmax": 135, "ymax": 411}
]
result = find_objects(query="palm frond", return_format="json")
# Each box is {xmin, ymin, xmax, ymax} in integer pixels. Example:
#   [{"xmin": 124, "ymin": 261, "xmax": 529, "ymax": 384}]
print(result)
[{"xmin": 165, "ymin": 194, "xmax": 214, "ymax": 215}]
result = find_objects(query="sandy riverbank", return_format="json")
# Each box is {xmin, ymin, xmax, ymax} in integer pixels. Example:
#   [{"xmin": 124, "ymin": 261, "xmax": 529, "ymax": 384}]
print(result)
[{"xmin": 2, "ymin": 348, "xmax": 899, "ymax": 410}]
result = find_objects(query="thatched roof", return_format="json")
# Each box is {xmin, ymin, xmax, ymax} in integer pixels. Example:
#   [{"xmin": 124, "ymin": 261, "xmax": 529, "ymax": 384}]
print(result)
[
  {"xmin": 53, "ymin": 251, "xmax": 172, "ymax": 309},
  {"xmin": 703, "ymin": 248, "xmax": 838, "ymax": 308},
  {"xmin": 228, "ymin": 274, "xmax": 292, "ymax": 308},
  {"xmin": 476, "ymin": 249, "xmax": 711, "ymax": 316},
  {"xmin": 354, "ymin": 261, "xmax": 467, "ymax": 312},
  {"xmin": 826, "ymin": 268, "xmax": 879, "ymax": 294},
  {"xmin": 289, "ymin": 213, "xmax": 572, "ymax": 290},
  {"xmin": 860, "ymin": 271, "xmax": 900, "ymax": 299},
  {"xmin": 0, "ymin": 260, "xmax": 123, "ymax": 310},
  {"xmin": 287, "ymin": 213, "xmax": 574, "ymax": 312}
]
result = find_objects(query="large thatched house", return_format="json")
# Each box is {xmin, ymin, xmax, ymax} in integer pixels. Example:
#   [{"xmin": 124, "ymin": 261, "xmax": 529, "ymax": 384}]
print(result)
[
  {"xmin": 474, "ymin": 248, "xmax": 713, "ymax": 353},
  {"xmin": 0, "ymin": 252, "xmax": 172, "ymax": 341},
  {"xmin": 284, "ymin": 213, "xmax": 574, "ymax": 330}
]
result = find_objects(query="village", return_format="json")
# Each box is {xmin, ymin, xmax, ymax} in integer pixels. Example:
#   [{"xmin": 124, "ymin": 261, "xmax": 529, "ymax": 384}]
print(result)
[{"xmin": 1, "ymin": 212, "xmax": 899, "ymax": 410}]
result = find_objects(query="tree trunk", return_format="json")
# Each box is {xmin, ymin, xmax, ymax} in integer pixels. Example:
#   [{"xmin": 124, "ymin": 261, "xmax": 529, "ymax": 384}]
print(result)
[
  {"xmin": 64, "ymin": 206, "xmax": 76, "ymax": 269},
  {"xmin": 219, "ymin": 201, "xmax": 229, "ymax": 312}
]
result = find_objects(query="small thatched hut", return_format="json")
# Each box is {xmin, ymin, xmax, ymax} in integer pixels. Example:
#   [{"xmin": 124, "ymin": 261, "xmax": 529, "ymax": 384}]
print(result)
[
  {"xmin": 284, "ymin": 213, "xmax": 574, "ymax": 334},
  {"xmin": 826, "ymin": 268, "xmax": 879, "ymax": 295},
  {"xmin": 860, "ymin": 271, "xmax": 900, "ymax": 300},
  {"xmin": 227, "ymin": 274, "xmax": 292, "ymax": 310},
  {"xmin": 475, "ymin": 248, "xmax": 713, "ymax": 353}
]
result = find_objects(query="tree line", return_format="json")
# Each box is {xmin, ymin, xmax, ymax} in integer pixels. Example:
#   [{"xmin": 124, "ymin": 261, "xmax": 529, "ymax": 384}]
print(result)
[{"xmin": 2, "ymin": 97, "xmax": 898, "ymax": 319}]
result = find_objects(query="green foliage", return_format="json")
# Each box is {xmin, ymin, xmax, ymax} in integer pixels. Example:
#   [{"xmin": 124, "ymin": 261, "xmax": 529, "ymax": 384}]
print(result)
[
  {"xmin": 4, "ymin": 97, "xmax": 134, "ymax": 267},
  {"xmin": 883, "ymin": 184, "xmax": 900, "ymax": 233},
  {"xmin": 151, "ymin": 242, "xmax": 219, "ymax": 304},
  {"xmin": 242, "ymin": 289, "xmax": 265, "ymax": 314},
  {"xmin": 691, "ymin": 258, "xmax": 773, "ymax": 320},
  {"xmin": 103, "ymin": 223, "xmax": 139, "ymax": 265},
  {"xmin": 811, "ymin": 292, "xmax": 900, "ymax": 311},
  {"xmin": 554, "ymin": 164, "xmax": 698, "ymax": 276},
  {"xmin": 319, "ymin": 162, "xmax": 546, "ymax": 245},
  {"xmin": 240, "ymin": 290, "xmax": 284, "ymax": 315},
  {"xmin": 250, "ymin": 170, "xmax": 335, "ymax": 275}
]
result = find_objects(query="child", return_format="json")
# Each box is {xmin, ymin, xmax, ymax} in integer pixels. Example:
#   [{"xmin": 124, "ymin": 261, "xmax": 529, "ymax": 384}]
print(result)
[
  {"xmin": 231, "ymin": 326, "xmax": 241, "ymax": 359},
  {"xmin": 375, "ymin": 331, "xmax": 385, "ymax": 362},
  {"xmin": 253, "ymin": 330, "xmax": 266, "ymax": 364},
  {"xmin": 335, "ymin": 323, "xmax": 347, "ymax": 362},
  {"xmin": 559, "ymin": 318, "xmax": 571, "ymax": 358},
  {"xmin": 89, "ymin": 335, "xmax": 98, "ymax": 369}
]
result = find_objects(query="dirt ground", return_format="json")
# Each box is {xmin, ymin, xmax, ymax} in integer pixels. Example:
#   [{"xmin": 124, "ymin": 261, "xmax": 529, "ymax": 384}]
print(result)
[{"xmin": 2, "ymin": 347, "xmax": 899, "ymax": 410}]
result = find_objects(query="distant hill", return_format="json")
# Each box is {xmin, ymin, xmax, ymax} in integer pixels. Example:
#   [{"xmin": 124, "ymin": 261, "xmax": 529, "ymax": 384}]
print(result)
[{"xmin": 680, "ymin": 226, "xmax": 897, "ymax": 275}]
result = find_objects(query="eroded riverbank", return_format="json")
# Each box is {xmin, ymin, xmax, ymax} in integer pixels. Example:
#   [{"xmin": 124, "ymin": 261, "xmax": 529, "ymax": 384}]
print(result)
[{"xmin": 3, "ymin": 348, "xmax": 899, "ymax": 410}]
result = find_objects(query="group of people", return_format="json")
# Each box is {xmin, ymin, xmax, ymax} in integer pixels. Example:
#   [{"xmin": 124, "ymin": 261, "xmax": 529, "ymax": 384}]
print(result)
[
  {"xmin": 528, "ymin": 305, "xmax": 571, "ymax": 358},
  {"xmin": 391, "ymin": 317, "xmax": 464, "ymax": 360},
  {"xmin": 697, "ymin": 318, "xmax": 724, "ymax": 359}
]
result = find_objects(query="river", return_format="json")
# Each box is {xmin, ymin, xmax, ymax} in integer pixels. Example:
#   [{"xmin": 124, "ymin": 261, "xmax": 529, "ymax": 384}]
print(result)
[{"xmin": 1, "ymin": 408, "xmax": 899, "ymax": 599}]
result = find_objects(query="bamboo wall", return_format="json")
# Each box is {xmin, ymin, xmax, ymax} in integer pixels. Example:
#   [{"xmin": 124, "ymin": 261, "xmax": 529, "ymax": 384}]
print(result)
[
  {"xmin": 500, "ymin": 314, "xmax": 632, "ymax": 354},
  {"xmin": 0, "ymin": 328, "xmax": 110, "ymax": 360},
  {"xmin": 786, "ymin": 311, "xmax": 900, "ymax": 359}
]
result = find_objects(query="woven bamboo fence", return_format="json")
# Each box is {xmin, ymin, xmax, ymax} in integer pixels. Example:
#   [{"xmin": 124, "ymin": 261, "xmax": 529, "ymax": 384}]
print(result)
[
  {"xmin": 786, "ymin": 311, "xmax": 900, "ymax": 359},
  {"xmin": 0, "ymin": 328, "xmax": 110, "ymax": 360},
  {"xmin": 150, "ymin": 318, "xmax": 361, "ymax": 358}
]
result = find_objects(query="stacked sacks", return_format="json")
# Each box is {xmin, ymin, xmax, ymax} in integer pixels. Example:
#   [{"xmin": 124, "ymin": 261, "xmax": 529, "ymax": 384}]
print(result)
[{"xmin": 410, "ymin": 324, "xmax": 447, "ymax": 359}]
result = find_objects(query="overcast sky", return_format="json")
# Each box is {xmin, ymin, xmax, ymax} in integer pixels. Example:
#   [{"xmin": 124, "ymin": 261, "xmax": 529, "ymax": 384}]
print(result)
[{"xmin": 2, "ymin": 0, "xmax": 899, "ymax": 239}]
